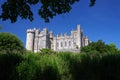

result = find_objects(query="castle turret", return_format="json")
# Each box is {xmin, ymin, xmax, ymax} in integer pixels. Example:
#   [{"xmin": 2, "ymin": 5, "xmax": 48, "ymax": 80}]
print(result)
[
  {"xmin": 84, "ymin": 36, "xmax": 89, "ymax": 46},
  {"xmin": 43, "ymin": 28, "xmax": 48, "ymax": 35},
  {"xmin": 26, "ymin": 29, "xmax": 35, "ymax": 51},
  {"xmin": 34, "ymin": 29, "xmax": 40, "ymax": 52},
  {"xmin": 49, "ymin": 31, "xmax": 54, "ymax": 49},
  {"xmin": 43, "ymin": 28, "xmax": 49, "ymax": 48},
  {"xmin": 77, "ymin": 24, "xmax": 82, "ymax": 48},
  {"xmin": 49, "ymin": 31, "xmax": 53, "ymax": 38},
  {"xmin": 53, "ymin": 37, "xmax": 57, "ymax": 51}
]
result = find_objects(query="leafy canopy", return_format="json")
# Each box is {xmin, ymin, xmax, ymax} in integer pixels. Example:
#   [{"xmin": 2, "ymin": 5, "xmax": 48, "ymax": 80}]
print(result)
[
  {"xmin": 81, "ymin": 40, "xmax": 119, "ymax": 54},
  {"xmin": 0, "ymin": 0, "xmax": 96, "ymax": 23},
  {"xmin": 0, "ymin": 32, "xmax": 25, "ymax": 54}
]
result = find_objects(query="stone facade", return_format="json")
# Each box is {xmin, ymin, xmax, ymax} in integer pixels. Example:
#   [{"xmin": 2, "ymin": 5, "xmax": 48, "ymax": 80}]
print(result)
[{"xmin": 26, "ymin": 25, "xmax": 90, "ymax": 52}]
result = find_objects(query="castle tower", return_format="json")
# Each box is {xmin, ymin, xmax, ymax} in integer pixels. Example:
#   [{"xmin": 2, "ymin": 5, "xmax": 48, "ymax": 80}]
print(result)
[
  {"xmin": 43, "ymin": 28, "xmax": 48, "ymax": 48},
  {"xmin": 49, "ymin": 31, "xmax": 54, "ymax": 50},
  {"xmin": 26, "ymin": 29, "xmax": 35, "ymax": 51},
  {"xmin": 84, "ymin": 36, "xmax": 89, "ymax": 46},
  {"xmin": 77, "ymin": 24, "xmax": 82, "ymax": 48},
  {"xmin": 53, "ymin": 37, "xmax": 57, "ymax": 51},
  {"xmin": 34, "ymin": 29, "xmax": 40, "ymax": 52}
]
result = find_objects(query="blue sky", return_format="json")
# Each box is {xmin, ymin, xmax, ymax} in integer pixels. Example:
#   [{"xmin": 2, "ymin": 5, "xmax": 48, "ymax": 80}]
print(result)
[{"xmin": 0, "ymin": 0, "xmax": 120, "ymax": 48}]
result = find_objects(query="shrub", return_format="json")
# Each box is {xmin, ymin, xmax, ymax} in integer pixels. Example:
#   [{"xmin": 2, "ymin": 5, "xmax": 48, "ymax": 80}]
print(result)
[
  {"xmin": 16, "ymin": 53, "xmax": 40, "ymax": 80},
  {"xmin": 17, "ymin": 52, "xmax": 72, "ymax": 80},
  {"xmin": 39, "ymin": 48, "xmax": 56, "ymax": 54},
  {"xmin": 0, "ymin": 32, "xmax": 25, "ymax": 54},
  {"xmin": 1, "ymin": 51, "xmax": 120, "ymax": 80},
  {"xmin": 0, "ymin": 53, "xmax": 23, "ymax": 80}
]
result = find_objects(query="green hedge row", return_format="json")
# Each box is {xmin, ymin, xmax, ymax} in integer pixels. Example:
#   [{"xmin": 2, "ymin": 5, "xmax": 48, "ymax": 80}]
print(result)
[{"xmin": 0, "ymin": 52, "xmax": 120, "ymax": 80}]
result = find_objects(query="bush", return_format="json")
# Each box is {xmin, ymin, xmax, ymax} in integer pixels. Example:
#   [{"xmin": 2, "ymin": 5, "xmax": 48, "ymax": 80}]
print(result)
[
  {"xmin": 81, "ymin": 40, "xmax": 120, "ymax": 55},
  {"xmin": 16, "ymin": 53, "xmax": 40, "ymax": 80},
  {"xmin": 1, "ymin": 51, "xmax": 120, "ymax": 80},
  {"xmin": 0, "ymin": 53, "xmax": 23, "ymax": 80},
  {"xmin": 16, "ymin": 52, "xmax": 72, "ymax": 80},
  {"xmin": 0, "ymin": 32, "xmax": 25, "ymax": 54},
  {"xmin": 39, "ymin": 48, "xmax": 56, "ymax": 54}
]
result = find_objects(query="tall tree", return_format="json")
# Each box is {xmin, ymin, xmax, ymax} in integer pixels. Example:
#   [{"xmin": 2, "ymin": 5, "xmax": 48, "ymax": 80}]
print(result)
[
  {"xmin": 0, "ymin": 32, "xmax": 25, "ymax": 54},
  {"xmin": 0, "ymin": 0, "xmax": 96, "ymax": 23}
]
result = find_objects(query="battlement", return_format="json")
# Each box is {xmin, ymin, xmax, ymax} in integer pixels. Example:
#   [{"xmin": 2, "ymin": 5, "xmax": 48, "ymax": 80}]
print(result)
[
  {"xmin": 27, "ymin": 29, "xmax": 35, "ymax": 33},
  {"xmin": 56, "ymin": 33, "xmax": 71, "ymax": 38}
]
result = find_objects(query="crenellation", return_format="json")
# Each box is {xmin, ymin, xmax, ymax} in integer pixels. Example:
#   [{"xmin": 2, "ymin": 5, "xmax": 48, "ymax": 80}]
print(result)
[{"xmin": 27, "ymin": 29, "xmax": 35, "ymax": 33}]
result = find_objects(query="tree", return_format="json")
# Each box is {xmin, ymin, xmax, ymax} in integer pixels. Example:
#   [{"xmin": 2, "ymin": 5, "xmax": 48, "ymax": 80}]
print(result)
[
  {"xmin": 0, "ymin": 0, "xmax": 96, "ymax": 23},
  {"xmin": 0, "ymin": 32, "xmax": 25, "ymax": 54},
  {"xmin": 108, "ymin": 43, "xmax": 119, "ymax": 54},
  {"xmin": 81, "ymin": 40, "xmax": 120, "ymax": 54},
  {"xmin": 81, "ymin": 40, "xmax": 108, "ymax": 54}
]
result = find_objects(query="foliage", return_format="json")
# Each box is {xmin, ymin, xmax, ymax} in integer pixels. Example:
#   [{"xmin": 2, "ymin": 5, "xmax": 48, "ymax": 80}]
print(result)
[
  {"xmin": 16, "ymin": 53, "xmax": 41, "ymax": 80},
  {"xmin": 16, "ymin": 51, "xmax": 120, "ymax": 80},
  {"xmin": 0, "ymin": 0, "xmax": 96, "ymax": 23},
  {"xmin": 0, "ymin": 53, "xmax": 23, "ymax": 80},
  {"xmin": 81, "ymin": 40, "xmax": 120, "ymax": 54},
  {"xmin": 39, "ymin": 48, "xmax": 56, "ymax": 54},
  {"xmin": 0, "ymin": 32, "xmax": 25, "ymax": 54},
  {"xmin": 1, "ymin": 49, "xmax": 120, "ymax": 80},
  {"xmin": 108, "ymin": 43, "xmax": 120, "ymax": 54},
  {"xmin": 90, "ymin": 0, "xmax": 96, "ymax": 6},
  {"xmin": 17, "ymin": 53, "xmax": 71, "ymax": 80}
]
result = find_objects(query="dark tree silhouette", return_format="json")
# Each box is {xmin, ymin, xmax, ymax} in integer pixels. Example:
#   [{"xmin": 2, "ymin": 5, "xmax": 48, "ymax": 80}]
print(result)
[{"xmin": 0, "ymin": 0, "xmax": 96, "ymax": 23}]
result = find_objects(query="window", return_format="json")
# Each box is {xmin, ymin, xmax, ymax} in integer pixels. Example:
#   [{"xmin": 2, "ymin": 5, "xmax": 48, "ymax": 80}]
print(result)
[
  {"xmin": 65, "ymin": 42, "xmax": 67, "ymax": 47},
  {"xmin": 69, "ymin": 41, "xmax": 71, "ymax": 46},
  {"xmin": 57, "ymin": 42, "xmax": 59, "ymax": 47},
  {"xmin": 74, "ymin": 42, "xmax": 76, "ymax": 45},
  {"xmin": 61, "ymin": 42, "xmax": 63, "ymax": 47},
  {"xmin": 74, "ymin": 34, "xmax": 76, "ymax": 38}
]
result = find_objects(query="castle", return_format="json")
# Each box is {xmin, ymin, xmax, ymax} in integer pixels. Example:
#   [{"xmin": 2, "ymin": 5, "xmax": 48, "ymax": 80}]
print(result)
[{"xmin": 26, "ymin": 25, "xmax": 90, "ymax": 52}]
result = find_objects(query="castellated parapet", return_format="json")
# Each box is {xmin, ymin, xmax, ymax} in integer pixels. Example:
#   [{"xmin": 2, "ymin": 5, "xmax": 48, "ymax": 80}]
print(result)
[{"xmin": 26, "ymin": 25, "xmax": 90, "ymax": 53}]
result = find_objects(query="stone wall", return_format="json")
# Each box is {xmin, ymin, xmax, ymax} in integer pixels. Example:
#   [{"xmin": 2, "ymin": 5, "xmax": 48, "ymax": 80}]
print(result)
[{"xmin": 26, "ymin": 24, "xmax": 90, "ymax": 53}]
